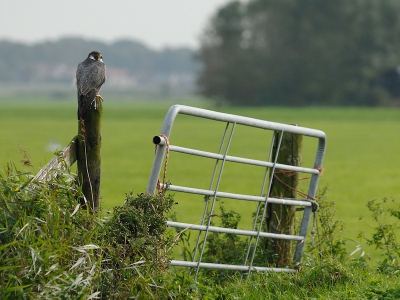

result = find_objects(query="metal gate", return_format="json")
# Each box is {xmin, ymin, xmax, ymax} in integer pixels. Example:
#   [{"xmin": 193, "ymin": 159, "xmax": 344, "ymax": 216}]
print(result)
[{"xmin": 146, "ymin": 105, "xmax": 326, "ymax": 277}]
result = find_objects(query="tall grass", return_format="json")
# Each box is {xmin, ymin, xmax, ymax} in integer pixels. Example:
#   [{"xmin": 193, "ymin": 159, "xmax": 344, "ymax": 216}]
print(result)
[
  {"xmin": 0, "ymin": 161, "xmax": 174, "ymax": 299},
  {"xmin": 0, "ymin": 161, "xmax": 102, "ymax": 298}
]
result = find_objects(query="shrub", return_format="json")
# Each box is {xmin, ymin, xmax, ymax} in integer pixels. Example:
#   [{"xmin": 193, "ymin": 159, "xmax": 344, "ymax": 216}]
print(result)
[{"xmin": 97, "ymin": 191, "xmax": 175, "ymax": 297}]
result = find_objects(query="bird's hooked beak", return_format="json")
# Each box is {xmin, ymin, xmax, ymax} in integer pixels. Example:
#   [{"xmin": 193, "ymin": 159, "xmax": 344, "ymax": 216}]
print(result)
[{"xmin": 98, "ymin": 54, "xmax": 103, "ymax": 62}]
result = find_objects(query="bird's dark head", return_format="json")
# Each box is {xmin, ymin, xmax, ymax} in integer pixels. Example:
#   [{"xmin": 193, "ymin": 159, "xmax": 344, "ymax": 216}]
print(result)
[{"xmin": 88, "ymin": 51, "xmax": 103, "ymax": 62}]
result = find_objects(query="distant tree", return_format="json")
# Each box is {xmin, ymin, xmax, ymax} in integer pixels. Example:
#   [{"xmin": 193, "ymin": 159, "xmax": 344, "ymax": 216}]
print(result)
[
  {"xmin": 197, "ymin": 0, "xmax": 400, "ymax": 106},
  {"xmin": 197, "ymin": 1, "xmax": 260, "ymax": 105}
]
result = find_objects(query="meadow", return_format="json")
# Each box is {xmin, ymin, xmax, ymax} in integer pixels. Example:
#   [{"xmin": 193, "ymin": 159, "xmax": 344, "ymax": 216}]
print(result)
[{"xmin": 1, "ymin": 97, "xmax": 399, "ymax": 261}]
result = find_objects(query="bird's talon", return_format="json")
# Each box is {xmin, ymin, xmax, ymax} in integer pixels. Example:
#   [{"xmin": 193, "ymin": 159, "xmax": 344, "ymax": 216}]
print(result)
[{"xmin": 95, "ymin": 94, "xmax": 103, "ymax": 101}]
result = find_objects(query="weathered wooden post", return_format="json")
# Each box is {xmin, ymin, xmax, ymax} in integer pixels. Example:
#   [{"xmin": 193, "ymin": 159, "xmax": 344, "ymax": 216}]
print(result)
[
  {"xmin": 77, "ymin": 100, "xmax": 103, "ymax": 212},
  {"xmin": 266, "ymin": 130, "xmax": 302, "ymax": 266}
]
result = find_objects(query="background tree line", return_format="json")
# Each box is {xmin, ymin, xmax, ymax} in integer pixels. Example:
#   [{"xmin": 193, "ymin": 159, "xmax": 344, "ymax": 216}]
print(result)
[
  {"xmin": 0, "ymin": 37, "xmax": 197, "ymax": 87},
  {"xmin": 197, "ymin": 0, "xmax": 400, "ymax": 106}
]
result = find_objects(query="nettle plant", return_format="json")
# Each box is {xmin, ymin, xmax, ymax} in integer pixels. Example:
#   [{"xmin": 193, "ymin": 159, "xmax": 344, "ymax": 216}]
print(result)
[{"xmin": 360, "ymin": 197, "xmax": 400, "ymax": 274}]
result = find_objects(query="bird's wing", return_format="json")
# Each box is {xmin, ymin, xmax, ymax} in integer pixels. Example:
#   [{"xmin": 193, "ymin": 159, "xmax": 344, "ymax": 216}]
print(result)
[
  {"xmin": 76, "ymin": 62, "xmax": 90, "ymax": 96},
  {"xmin": 76, "ymin": 62, "xmax": 105, "ymax": 96},
  {"xmin": 94, "ymin": 62, "xmax": 106, "ymax": 90}
]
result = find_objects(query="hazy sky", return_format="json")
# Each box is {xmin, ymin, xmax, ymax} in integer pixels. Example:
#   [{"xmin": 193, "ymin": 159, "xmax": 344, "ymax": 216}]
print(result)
[{"xmin": 0, "ymin": 0, "xmax": 233, "ymax": 49}]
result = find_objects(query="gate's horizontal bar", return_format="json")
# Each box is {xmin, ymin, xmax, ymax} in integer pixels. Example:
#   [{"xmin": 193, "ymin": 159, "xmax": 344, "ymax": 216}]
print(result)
[
  {"xmin": 162, "ymin": 184, "xmax": 313, "ymax": 207},
  {"xmin": 170, "ymin": 260, "xmax": 296, "ymax": 273},
  {"xmin": 169, "ymin": 145, "xmax": 320, "ymax": 175},
  {"xmin": 168, "ymin": 105, "xmax": 326, "ymax": 139},
  {"xmin": 167, "ymin": 221, "xmax": 305, "ymax": 241}
]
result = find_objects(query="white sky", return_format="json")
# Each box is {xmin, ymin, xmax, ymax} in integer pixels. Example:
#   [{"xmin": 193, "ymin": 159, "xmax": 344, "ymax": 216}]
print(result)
[{"xmin": 0, "ymin": 0, "xmax": 233, "ymax": 49}]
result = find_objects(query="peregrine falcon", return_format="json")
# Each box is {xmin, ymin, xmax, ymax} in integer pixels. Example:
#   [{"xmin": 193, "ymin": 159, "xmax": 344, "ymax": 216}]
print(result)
[{"xmin": 76, "ymin": 51, "xmax": 106, "ymax": 120}]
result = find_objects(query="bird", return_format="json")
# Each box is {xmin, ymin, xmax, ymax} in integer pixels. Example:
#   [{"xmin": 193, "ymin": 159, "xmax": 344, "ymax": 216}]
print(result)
[{"xmin": 76, "ymin": 51, "xmax": 106, "ymax": 120}]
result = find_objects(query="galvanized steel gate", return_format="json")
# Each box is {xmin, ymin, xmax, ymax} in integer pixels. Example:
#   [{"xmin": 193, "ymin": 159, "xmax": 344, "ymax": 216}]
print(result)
[{"xmin": 146, "ymin": 105, "xmax": 326, "ymax": 276}]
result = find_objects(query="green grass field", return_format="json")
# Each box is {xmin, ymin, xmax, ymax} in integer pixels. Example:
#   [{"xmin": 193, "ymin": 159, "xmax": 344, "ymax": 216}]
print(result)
[{"xmin": 1, "ymin": 97, "xmax": 399, "ymax": 261}]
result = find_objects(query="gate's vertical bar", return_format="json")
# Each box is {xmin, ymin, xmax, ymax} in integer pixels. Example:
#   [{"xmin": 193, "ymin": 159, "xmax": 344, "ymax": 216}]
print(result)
[
  {"xmin": 293, "ymin": 136, "xmax": 326, "ymax": 264},
  {"xmin": 293, "ymin": 205, "xmax": 313, "ymax": 264},
  {"xmin": 242, "ymin": 131, "xmax": 277, "ymax": 274},
  {"xmin": 146, "ymin": 105, "xmax": 180, "ymax": 195},
  {"xmin": 194, "ymin": 123, "xmax": 236, "ymax": 279},
  {"xmin": 191, "ymin": 122, "xmax": 231, "ymax": 268},
  {"xmin": 247, "ymin": 130, "xmax": 284, "ymax": 275}
]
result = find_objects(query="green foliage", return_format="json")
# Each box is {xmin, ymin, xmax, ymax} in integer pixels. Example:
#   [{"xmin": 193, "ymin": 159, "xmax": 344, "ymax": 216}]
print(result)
[
  {"xmin": 306, "ymin": 187, "xmax": 348, "ymax": 261},
  {"xmin": 360, "ymin": 197, "xmax": 400, "ymax": 275},
  {"xmin": 178, "ymin": 189, "xmax": 350, "ymax": 283},
  {"xmin": 176, "ymin": 188, "xmax": 349, "ymax": 278},
  {"xmin": 98, "ymin": 191, "xmax": 175, "ymax": 297},
  {"xmin": 200, "ymin": 201, "xmax": 248, "ymax": 282},
  {"xmin": 172, "ymin": 190, "xmax": 400, "ymax": 299},
  {"xmin": 204, "ymin": 201, "xmax": 243, "ymax": 263}
]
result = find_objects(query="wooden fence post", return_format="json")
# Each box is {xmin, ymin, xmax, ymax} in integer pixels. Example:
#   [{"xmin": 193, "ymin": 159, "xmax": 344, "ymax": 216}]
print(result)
[
  {"xmin": 77, "ymin": 101, "xmax": 102, "ymax": 212},
  {"xmin": 266, "ymin": 130, "xmax": 302, "ymax": 266}
]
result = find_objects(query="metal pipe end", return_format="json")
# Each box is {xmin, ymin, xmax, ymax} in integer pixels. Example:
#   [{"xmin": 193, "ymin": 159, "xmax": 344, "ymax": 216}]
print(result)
[
  {"xmin": 153, "ymin": 136, "xmax": 161, "ymax": 145},
  {"xmin": 153, "ymin": 135, "xmax": 167, "ymax": 145}
]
